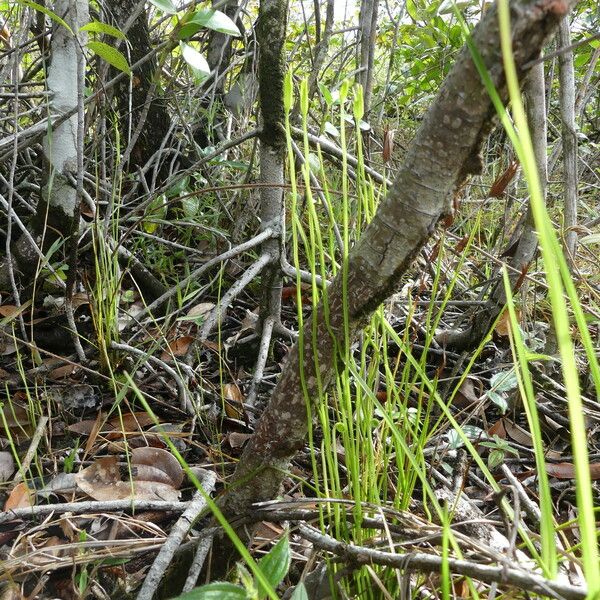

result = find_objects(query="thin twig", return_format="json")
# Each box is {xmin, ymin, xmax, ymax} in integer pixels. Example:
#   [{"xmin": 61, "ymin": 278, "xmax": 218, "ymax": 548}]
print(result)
[{"xmin": 13, "ymin": 416, "xmax": 48, "ymax": 484}]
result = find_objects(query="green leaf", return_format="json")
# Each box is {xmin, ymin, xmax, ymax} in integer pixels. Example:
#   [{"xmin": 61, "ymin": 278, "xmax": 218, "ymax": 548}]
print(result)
[
  {"xmin": 488, "ymin": 449, "xmax": 505, "ymax": 470},
  {"xmin": 318, "ymin": 82, "xmax": 333, "ymax": 105},
  {"xmin": 87, "ymin": 41, "xmax": 131, "ymax": 74},
  {"xmin": 581, "ymin": 233, "xmax": 600, "ymax": 246},
  {"xmin": 487, "ymin": 390, "xmax": 508, "ymax": 414},
  {"xmin": 406, "ymin": 0, "xmax": 419, "ymax": 21},
  {"xmin": 178, "ymin": 9, "xmax": 240, "ymax": 39},
  {"xmin": 181, "ymin": 195, "xmax": 199, "ymax": 218},
  {"xmin": 148, "ymin": 0, "xmax": 178, "ymax": 14},
  {"xmin": 256, "ymin": 535, "xmax": 290, "ymax": 598},
  {"xmin": 81, "ymin": 21, "xmax": 127, "ymax": 41},
  {"xmin": 16, "ymin": 0, "xmax": 72, "ymax": 33},
  {"xmin": 171, "ymin": 582, "xmax": 248, "ymax": 600},
  {"xmin": 489, "ymin": 369, "xmax": 517, "ymax": 393},
  {"xmin": 180, "ymin": 42, "xmax": 210, "ymax": 78},
  {"xmin": 142, "ymin": 194, "xmax": 168, "ymax": 233},
  {"xmin": 290, "ymin": 583, "xmax": 309, "ymax": 600}
]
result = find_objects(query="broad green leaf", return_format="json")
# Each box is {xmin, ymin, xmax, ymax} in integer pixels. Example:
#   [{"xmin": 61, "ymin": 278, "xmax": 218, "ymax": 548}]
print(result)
[
  {"xmin": 256, "ymin": 535, "xmax": 290, "ymax": 598},
  {"xmin": 487, "ymin": 391, "xmax": 508, "ymax": 414},
  {"xmin": 318, "ymin": 82, "xmax": 333, "ymax": 105},
  {"xmin": 180, "ymin": 42, "xmax": 210, "ymax": 78},
  {"xmin": 581, "ymin": 233, "xmax": 600, "ymax": 246},
  {"xmin": 148, "ymin": 0, "xmax": 178, "ymax": 14},
  {"xmin": 307, "ymin": 153, "xmax": 321, "ymax": 173},
  {"xmin": 489, "ymin": 369, "xmax": 517, "ymax": 393},
  {"xmin": 439, "ymin": 0, "xmax": 477, "ymax": 14},
  {"xmin": 81, "ymin": 21, "xmax": 127, "ymax": 41},
  {"xmin": 166, "ymin": 176, "xmax": 190, "ymax": 197},
  {"xmin": 142, "ymin": 194, "xmax": 168, "ymax": 233},
  {"xmin": 172, "ymin": 582, "xmax": 247, "ymax": 600},
  {"xmin": 406, "ymin": 0, "xmax": 419, "ymax": 21},
  {"xmin": 87, "ymin": 41, "xmax": 131, "ymax": 74},
  {"xmin": 488, "ymin": 449, "xmax": 505, "ymax": 470},
  {"xmin": 16, "ymin": 0, "xmax": 72, "ymax": 33},
  {"xmin": 178, "ymin": 9, "xmax": 240, "ymax": 39},
  {"xmin": 181, "ymin": 195, "xmax": 199, "ymax": 218},
  {"xmin": 290, "ymin": 583, "xmax": 309, "ymax": 600}
]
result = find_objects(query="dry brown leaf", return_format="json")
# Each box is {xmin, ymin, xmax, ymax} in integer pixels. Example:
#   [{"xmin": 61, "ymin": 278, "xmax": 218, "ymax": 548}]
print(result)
[
  {"xmin": 488, "ymin": 160, "xmax": 519, "ymax": 198},
  {"xmin": 161, "ymin": 335, "xmax": 194, "ymax": 360},
  {"xmin": 67, "ymin": 419, "xmax": 98, "ymax": 436},
  {"xmin": 546, "ymin": 462, "xmax": 600, "ymax": 480},
  {"xmin": 0, "ymin": 305, "xmax": 20, "ymax": 317},
  {"xmin": 132, "ymin": 447, "xmax": 184, "ymax": 489},
  {"xmin": 454, "ymin": 377, "xmax": 483, "ymax": 408},
  {"xmin": 76, "ymin": 455, "xmax": 120, "ymax": 487},
  {"xmin": 383, "ymin": 128, "xmax": 395, "ymax": 163},
  {"xmin": 187, "ymin": 302, "xmax": 215, "ymax": 319},
  {"xmin": 75, "ymin": 454, "xmax": 181, "ymax": 502},
  {"xmin": 503, "ymin": 419, "xmax": 533, "ymax": 447},
  {"xmin": 48, "ymin": 364, "xmax": 81, "ymax": 379},
  {"xmin": 4, "ymin": 482, "xmax": 34, "ymax": 510},
  {"xmin": 488, "ymin": 419, "xmax": 508, "ymax": 439},
  {"xmin": 228, "ymin": 432, "xmax": 253, "ymax": 449},
  {"xmin": 68, "ymin": 411, "xmax": 155, "ymax": 437},
  {"xmin": 495, "ymin": 309, "xmax": 521, "ymax": 337},
  {"xmin": 1, "ymin": 402, "xmax": 33, "ymax": 440},
  {"xmin": 223, "ymin": 382, "xmax": 245, "ymax": 419},
  {"xmin": 0, "ymin": 451, "xmax": 15, "ymax": 482}
]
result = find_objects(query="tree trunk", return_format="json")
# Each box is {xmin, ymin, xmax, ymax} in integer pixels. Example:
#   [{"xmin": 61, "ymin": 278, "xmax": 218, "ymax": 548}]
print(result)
[
  {"xmin": 557, "ymin": 17, "xmax": 578, "ymax": 267},
  {"xmin": 308, "ymin": 0, "xmax": 335, "ymax": 100},
  {"xmin": 220, "ymin": 0, "xmax": 577, "ymax": 518},
  {"xmin": 1, "ymin": 0, "xmax": 89, "ymax": 288},
  {"xmin": 206, "ymin": 0, "xmax": 239, "ymax": 96},
  {"xmin": 109, "ymin": 0, "xmax": 172, "ymax": 173},
  {"xmin": 357, "ymin": 0, "xmax": 379, "ymax": 115},
  {"xmin": 256, "ymin": 0, "xmax": 288, "ymax": 327}
]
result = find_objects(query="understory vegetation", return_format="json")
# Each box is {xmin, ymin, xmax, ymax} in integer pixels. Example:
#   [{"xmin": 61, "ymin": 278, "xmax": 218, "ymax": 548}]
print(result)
[{"xmin": 0, "ymin": 0, "xmax": 599, "ymax": 598}]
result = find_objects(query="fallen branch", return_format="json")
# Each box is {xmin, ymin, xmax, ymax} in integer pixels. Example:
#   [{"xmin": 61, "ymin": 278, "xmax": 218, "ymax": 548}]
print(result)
[
  {"xmin": 0, "ymin": 499, "xmax": 190, "ymax": 526},
  {"xmin": 137, "ymin": 470, "xmax": 217, "ymax": 600},
  {"xmin": 298, "ymin": 523, "xmax": 587, "ymax": 600}
]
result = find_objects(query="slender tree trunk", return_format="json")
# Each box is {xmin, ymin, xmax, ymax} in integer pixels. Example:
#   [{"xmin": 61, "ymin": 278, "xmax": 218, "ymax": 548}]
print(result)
[
  {"xmin": 256, "ymin": 0, "xmax": 288, "ymax": 323},
  {"xmin": 557, "ymin": 17, "xmax": 578, "ymax": 266},
  {"xmin": 308, "ymin": 0, "xmax": 335, "ymax": 100},
  {"xmin": 220, "ymin": 0, "xmax": 576, "ymax": 518},
  {"xmin": 357, "ymin": 0, "xmax": 379, "ymax": 114},
  {"xmin": 109, "ymin": 0, "xmax": 171, "ymax": 173},
  {"xmin": 206, "ymin": 0, "xmax": 240, "ymax": 95},
  {"xmin": 0, "ymin": 0, "xmax": 89, "ymax": 288}
]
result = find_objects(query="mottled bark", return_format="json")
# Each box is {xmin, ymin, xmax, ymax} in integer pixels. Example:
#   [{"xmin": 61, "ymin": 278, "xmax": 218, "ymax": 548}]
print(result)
[
  {"xmin": 256, "ymin": 0, "xmax": 288, "ymax": 323},
  {"xmin": 220, "ymin": 0, "xmax": 576, "ymax": 518},
  {"xmin": 557, "ymin": 17, "xmax": 578, "ymax": 266},
  {"xmin": 357, "ymin": 0, "xmax": 380, "ymax": 114}
]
